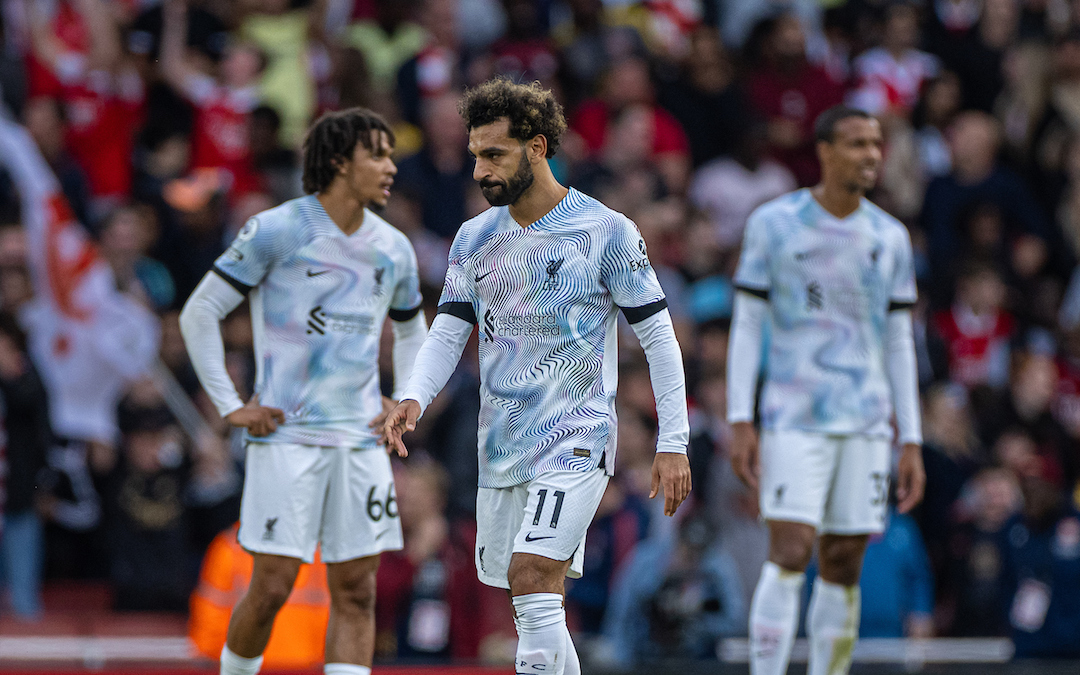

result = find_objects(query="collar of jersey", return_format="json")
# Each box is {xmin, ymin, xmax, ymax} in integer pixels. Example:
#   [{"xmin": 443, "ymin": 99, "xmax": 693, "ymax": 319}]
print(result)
[
  {"xmin": 802, "ymin": 187, "xmax": 868, "ymax": 225},
  {"xmin": 305, "ymin": 195, "xmax": 372, "ymax": 238},
  {"xmin": 499, "ymin": 187, "xmax": 584, "ymax": 232}
]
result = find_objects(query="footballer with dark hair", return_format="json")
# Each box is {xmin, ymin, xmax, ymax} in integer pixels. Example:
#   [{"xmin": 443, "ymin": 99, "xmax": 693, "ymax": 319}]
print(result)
[
  {"xmin": 386, "ymin": 78, "xmax": 692, "ymax": 674},
  {"xmin": 180, "ymin": 107, "xmax": 426, "ymax": 675}
]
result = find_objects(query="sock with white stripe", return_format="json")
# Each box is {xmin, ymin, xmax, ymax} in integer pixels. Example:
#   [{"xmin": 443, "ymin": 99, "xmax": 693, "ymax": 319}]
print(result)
[
  {"xmin": 807, "ymin": 579, "xmax": 860, "ymax": 675},
  {"xmin": 324, "ymin": 664, "xmax": 371, "ymax": 675},
  {"xmin": 749, "ymin": 561, "xmax": 804, "ymax": 675},
  {"xmin": 220, "ymin": 645, "xmax": 263, "ymax": 675},
  {"xmin": 513, "ymin": 593, "xmax": 567, "ymax": 675}
]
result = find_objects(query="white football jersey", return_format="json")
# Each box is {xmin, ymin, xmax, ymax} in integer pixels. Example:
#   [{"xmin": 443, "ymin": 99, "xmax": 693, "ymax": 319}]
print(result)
[
  {"xmin": 438, "ymin": 188, "xmax": 668, "ymax": 488},
  {"xmin": 735, "ymin": 188, "xmax": 917, "ymax": 437},
  {"xmin": 213, "ymin": 195, "xmax": 423, "ymax": 447}
]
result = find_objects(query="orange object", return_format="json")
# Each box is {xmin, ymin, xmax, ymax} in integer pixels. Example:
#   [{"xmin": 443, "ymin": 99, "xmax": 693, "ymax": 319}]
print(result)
[{"xmin": 189, "ymin": 524, "xmax": 330, "ymax": 669}]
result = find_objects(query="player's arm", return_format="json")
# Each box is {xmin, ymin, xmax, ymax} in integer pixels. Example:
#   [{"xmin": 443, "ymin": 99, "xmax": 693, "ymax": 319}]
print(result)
[
  {"xmin": 384, "ymin": 231, "xmax": 477, "ymax": 457},
  {"xmin": 886, "ymin": 229, "xmax": 925, "ymax": 513},
  {"xmin": 179, "ymin": 273, "xmax": 283, "ymax": 436},
  {"xmin": 726, "ymin": 209, "xmax": 772, "ymax": 491},
  {"xmin": 603, "ymin": 216, "xmax": 690, "ymax": 516},
  {"xmin": 371, "ymin": 246, "xmax": 429, "ymax": 439},
  {"xmin": 180, "ymin": 217, "xmax": 283, "ymax": 436},
  {"xmin": 628, "ymin": 306, "xmax": 692, "ymax": 517}
]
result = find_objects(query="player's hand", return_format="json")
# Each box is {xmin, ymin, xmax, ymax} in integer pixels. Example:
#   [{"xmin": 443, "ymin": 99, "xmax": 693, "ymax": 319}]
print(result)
[
  {"xmin": 730, "ymin": 421, "xmax": 760, "ymax": 492},
  {"xmin": 369, "ymin": 396, "xmax": 397, "ymax": 445},
  {"xmin": 383, "ymin": 399, "xmax": 421, "ymax": 458},
  {"xmin": 650, "ymin": 451, "xmax": 691, "ymax": 517},
  {"xmin": 896, "ymin": 442, "xmax": 925, "ymax": 514},
  {"xmin": 225, "ymin": 394, "xmax": 285, "ymax": 437}
]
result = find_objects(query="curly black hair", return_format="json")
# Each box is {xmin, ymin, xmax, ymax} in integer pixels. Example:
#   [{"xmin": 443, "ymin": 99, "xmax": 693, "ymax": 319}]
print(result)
[
  {"xmin": 458, "ymin": 78, "xmax": 567, "ymax": 158},
  {"xmin": 301, "ymin": 108, "xmax": 395, "ymax": 194}
]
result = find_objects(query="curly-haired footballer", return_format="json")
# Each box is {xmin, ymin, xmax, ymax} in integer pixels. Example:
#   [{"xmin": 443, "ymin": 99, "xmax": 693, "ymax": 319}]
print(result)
[
  {"xmin": 180, "ymin": 108, "xmax": 427, "ymax": 675},
  {"xmin": 385, "ymin": 78, "xmax": 692, "ymax": 674}
]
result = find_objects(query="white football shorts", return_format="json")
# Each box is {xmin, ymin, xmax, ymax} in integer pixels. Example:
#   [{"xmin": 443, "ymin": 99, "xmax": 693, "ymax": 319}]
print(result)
[
  {"xmin": 238, "ymin": 442, "xmax": 403, "ymax": 563},
  {"xmin": 759, "ymin": 430, "xmax": 891, "ymax": 534},
  {"xmin": 475, "ymin": 468, "xmax": 609, "ymax": 589}
]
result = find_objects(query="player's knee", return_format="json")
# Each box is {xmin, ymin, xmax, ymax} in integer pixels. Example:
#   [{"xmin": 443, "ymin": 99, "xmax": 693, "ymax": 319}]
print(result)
[
  {"xmin": 329, "ymin": 569, "xmax": 377, "ymax": 614},
  {"xmin": 507, "ymin": 556, "xmax": 565, "ymax": 595},
  {"xmin": 246, "ymin": 575, "xmax": 295, "ymax": 618},
  {"xmin": 769, "ymin": 533, "xmax": 815, "ymax": 572},
  {"xmin": 818, "ymin": 538, "xmax": 867, "ymax": 585}
]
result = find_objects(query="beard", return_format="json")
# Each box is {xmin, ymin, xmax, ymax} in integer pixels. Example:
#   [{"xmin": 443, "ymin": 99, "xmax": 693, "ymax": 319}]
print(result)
[{"xmin": 479, "ymin": 153, "xmax": 535, "ymax": 206}]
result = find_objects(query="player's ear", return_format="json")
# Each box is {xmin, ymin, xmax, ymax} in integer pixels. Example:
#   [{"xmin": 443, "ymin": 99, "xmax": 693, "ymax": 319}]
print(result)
[{"xmin": 528, "ymin": 134, "xmax": 548, "ymax": 162}]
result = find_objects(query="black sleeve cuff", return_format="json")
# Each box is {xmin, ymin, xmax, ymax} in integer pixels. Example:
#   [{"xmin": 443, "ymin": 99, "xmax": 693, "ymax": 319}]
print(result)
[
  {"xmin": 889, "ymin": 300, "xmax": 916, "ymax": 311},
  {"xmin": 213, "ymin": 266, "xmax": 254, "ymax": 295},
  {"xmin": 735, "ymin": 284, "xmax": 770, "ymax": 301},
  {"xmin": 389, "ymin": 304, "xmax": 423, "ymax": 322},
  {"xmin": 437, "ymin": 301, "xmax": 477, "ymax": 324},
  {"xmin": 620, "ymin": 298, "xmax": 668, "ymax": 324}
]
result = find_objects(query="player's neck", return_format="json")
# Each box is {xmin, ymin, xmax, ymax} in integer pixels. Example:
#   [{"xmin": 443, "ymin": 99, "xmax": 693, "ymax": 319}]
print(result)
[
  {"xmin": 508, "ymin": 169, "xmax": 570, "ymax": 228},
  {"xmin": 810, "ymin": 183, "xmax": 862, "ymax": 220},
  {"xmin": 317, "ymin": 191, "xmax": 366, "ymax": 236}
]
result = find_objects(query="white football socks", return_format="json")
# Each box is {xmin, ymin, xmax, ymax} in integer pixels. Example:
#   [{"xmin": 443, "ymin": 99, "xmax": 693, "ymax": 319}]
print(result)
[
  {"xmin": 807, "ymin": 579, "xmax": 860, "ymax": 675},
  {"xmin": 220, "ymin": 645, "xmax": 263, "ymax": 675},
  {"xmin": 749, "ymin": 561, "xmax": 804, "ymax": 675},
  {"xmin": 513, "ymin": 593, "xmax": 567, "ymax": 675},
  {"xmin": 324, "ymin": 664, "xmax": 371, "ymax": 675}
]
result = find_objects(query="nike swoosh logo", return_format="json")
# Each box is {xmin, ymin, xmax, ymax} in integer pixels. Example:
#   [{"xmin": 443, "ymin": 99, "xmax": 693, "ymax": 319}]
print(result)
[
  {"xmin": 375, "ymin": 529, "xmax": 389, "ymax": 540},
  {"xmin": 524, "ymin": 533, "xmax": 555, "ymax": 542},
  {"xmin": 474, "ymin": 270, "xmax": 494, "ymax": 283},
  {"xmin": 307, "ymin": 269, "xmax": 329, "ymax": 277}
]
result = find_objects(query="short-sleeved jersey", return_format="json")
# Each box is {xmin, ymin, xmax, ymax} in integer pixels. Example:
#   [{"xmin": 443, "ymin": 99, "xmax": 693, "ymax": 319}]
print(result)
[
  {"xmin": 213, "ymin": 195, "xmax": 423, "ymax": 447},
  {"xmin": 438, "ymin": 188, "xmax": 667, "ymax": 488},
  {"xmin": 735, "ymin": 188, "xmax": 917, "ymax": 437}
]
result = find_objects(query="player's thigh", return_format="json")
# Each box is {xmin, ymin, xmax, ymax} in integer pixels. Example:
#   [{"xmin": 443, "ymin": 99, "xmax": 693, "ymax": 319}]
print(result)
[
  {"xmin": 320, "ymin": 446, "xmax": 402, "ymax": 563},
  {"xmin": 512, "ymin": 468, "xmax": 609, "ymax": 584},
  {"xmin": 821, "ymin": 435, "xmax": 891, "ymax": 535},
  {"xmin": 475, "ymin": 483, "xmax": 530, "ymax": 589},
  {"xmin": 759, "ymin": 430, "xmax": 839, "ymax": 530},
  {"xmin": 239, "ymin": 442, "xmax": 332, "ymax": 563}
]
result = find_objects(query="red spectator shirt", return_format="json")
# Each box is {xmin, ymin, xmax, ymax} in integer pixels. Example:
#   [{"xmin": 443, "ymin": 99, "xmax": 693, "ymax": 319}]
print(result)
[
  {"xmin": 571, "ymin": 99, "xmax": 690, "ymax": 159},
  {"xmin": 182, "ymin": 73, "xmax": 259, "ymax": 195},
  {"xmin": 746, "ymin": 62, "xmax": 844, "ymax": 186},
  {"xmin": 934, "ymin": 306, "xmax": 1015, "ymax": 388},
  {"xmin": 27, "ymin": 54, "xmax": 144, "ymax": 200}
]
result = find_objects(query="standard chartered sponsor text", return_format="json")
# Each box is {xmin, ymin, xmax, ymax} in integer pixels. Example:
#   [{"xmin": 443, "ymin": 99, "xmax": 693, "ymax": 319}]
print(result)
[{"xmin": 494, "ymin": 313, "xmax": 559, "ymax": 337}]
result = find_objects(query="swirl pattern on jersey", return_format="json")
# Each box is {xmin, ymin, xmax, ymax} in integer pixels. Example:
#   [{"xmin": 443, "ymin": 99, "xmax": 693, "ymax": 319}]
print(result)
[
  {"xmin": 214, "ymin": 196, "xmax": 422, "ymax": 447},
  {"xmin": 440, "ymin": 189, "xmax": 666, "ymax": 488},
  {"xmin": 736, "ymin": 189, "xmax": 917, "ymax": 437}
]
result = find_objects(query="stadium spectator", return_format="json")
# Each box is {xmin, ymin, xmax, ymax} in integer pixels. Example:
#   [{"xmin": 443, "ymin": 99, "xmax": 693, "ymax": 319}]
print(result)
[
  {"xmin": 375, "ymin": 457, "xmax": 493, "ymax": 661},
  {"xmin": 942, "ymin": 467, "xmax": 1021, "ymax": 636},
  {"xmin": 0, "ymin": 311, "xmax": 52, "ymax": 620},
  {"xmin": 570, "ymin": 56, "xmax": 691, "ymax": 194},
  {"xmin": 190, "ymin": 523, "xmax": 331, "ymax": 669},
  {"xmin": 1002, "ymin": 467, "xmax": 1080, "ymax": 658},
  {"xmin": 602, "ymin": 514, "xmax": 744, "ymax": 666},
  {"xmin": 849, "ymin": 3, "xmax": 940, "ymax": 118},
  {"xmin": 920, "ymin": 111, "xmax": 1049, "ymax": 287},
  {"xmin": 745, "ymin": 13, "xmax": 844, "ymax": 186},
  {"xmin": 344, "ymin": 0, "xmax": 426, "ymax": 96},
  {"xmin": 23, "ymin": 0, "xmax": 144, "ymax": 219},
  {"xmin": 932, "ymin": 261, "xmax": 1015, "ymax": 389},
  {"xmin": 160, "ymin": 0, "xmax": 264, "ymax": 197}
]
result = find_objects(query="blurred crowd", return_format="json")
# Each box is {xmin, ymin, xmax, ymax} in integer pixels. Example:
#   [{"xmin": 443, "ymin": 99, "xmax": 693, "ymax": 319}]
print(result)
[{"xmin": 0, "ymin": 0, "xmax": 1079, "ymax": 667}]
